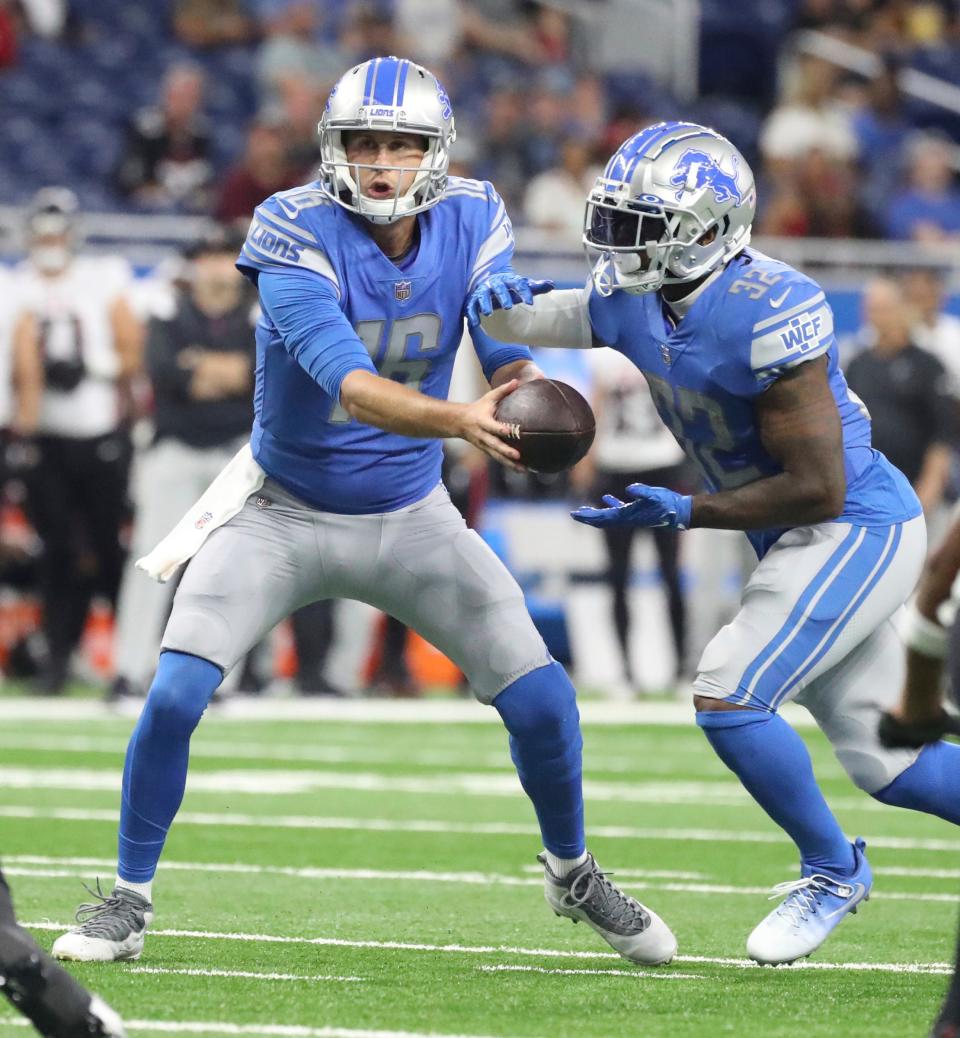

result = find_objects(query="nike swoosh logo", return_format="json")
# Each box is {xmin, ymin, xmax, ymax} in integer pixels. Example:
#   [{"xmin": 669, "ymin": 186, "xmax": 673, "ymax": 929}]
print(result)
[
  {"xmin": 823, "ymin": 883, "xmax": 866, "ymax": 920},
  {"xmin": 769, "ymin": 288, "xmax": 792, "ymax": 309}
]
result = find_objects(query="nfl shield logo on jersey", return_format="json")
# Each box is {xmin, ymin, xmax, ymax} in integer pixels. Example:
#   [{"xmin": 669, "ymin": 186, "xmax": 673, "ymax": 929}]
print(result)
[
  {"xmin": 660, "ymin": 343, "xmax": 673, "ymax": 368},
  {"xmin": 394, "ymin": 280, "xmax": 412, "ymax": 302}
]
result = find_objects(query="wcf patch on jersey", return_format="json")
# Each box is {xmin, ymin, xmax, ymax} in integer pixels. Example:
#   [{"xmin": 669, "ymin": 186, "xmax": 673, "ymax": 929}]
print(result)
[{"xmin": 779, "ymin": 312, "xmax": 823, "ymax": 354}]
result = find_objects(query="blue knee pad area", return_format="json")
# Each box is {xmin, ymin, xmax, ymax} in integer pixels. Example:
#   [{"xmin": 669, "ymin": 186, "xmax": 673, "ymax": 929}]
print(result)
[
  {"xmin": 118, "ymin": 651, "xmax": 223, "ymax": 883},
  {"xmin": 493, "ymin": 661, "xmax": 585, "ymax": 858},
  {"xmin": 874, "ymin": 741, "xmax": 960, "ymax": 825}
]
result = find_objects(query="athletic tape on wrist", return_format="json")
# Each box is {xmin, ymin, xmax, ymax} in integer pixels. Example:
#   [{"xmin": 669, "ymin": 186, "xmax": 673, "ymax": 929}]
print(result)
[{"xmin": 900, "ymin": 600, "xmax": 949, "ymax": 659}]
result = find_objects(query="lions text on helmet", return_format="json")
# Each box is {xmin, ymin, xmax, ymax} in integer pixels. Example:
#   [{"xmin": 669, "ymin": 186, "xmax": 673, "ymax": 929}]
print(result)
[
  {"xmin": 583, "ymin": 121, "xmax": 757, "ymax": 296},
  {"xmin": 318, "ymin": 56, "xmax": 456, "ymax": 224}
]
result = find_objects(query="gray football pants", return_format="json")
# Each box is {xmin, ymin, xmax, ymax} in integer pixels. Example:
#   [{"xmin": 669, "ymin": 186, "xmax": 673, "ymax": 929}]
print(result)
[
  {"xmin": 114, "ymin": 438, "xmax": 244, "ymax": 687},
  {"xmin": 162, "ymin": 479, "xmax": 551, "ymax": 702}
]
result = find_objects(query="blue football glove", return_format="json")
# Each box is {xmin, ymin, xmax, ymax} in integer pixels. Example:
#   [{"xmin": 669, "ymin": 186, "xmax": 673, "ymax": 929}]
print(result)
[
  {"xmin": 465, "ymin": 272, "xmax": 555, "ymax": 327},
  {"xmin": 571, "ymin": 483, "xmax": 693, "ymax": 530}
]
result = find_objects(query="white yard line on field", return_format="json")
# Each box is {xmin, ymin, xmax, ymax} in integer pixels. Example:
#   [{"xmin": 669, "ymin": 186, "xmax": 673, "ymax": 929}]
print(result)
[
  {"xmin": 0, "ymin": 765, "xmax": 896, "ymax": 812},
  {"xmin": 125, "ymin": 967, "xmax": 362, "ymax": 982},
  {"xmin": 478, "ymin": 965, "xmax": 704, "ymax": 980},
  {"xmin": 19, "ymin": 923, "xmax": 954, "ymax": 974},
  {"xmin": 0, "ymin": 695, "xmax": 816, "ymax": 727},
  {"xmin": 9, "ymin": 862, "xmax": 958, "ymax": 904},
  {"xmin": 1, "ymin": 855, "xmax": 705, "ymax": 883},
  {"xmin": 4, "ymin": 804, "xmax": 959, "ymax": 852},
  {"xmin": 0, "ymin": 732, "xmax": 714, "ymax": 774},
  {"xmin": 0, "ymin": 1019, "xmax": 513, "ymax": 1038}
]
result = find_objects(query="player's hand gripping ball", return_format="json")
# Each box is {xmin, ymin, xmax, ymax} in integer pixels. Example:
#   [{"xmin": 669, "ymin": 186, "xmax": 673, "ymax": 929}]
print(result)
[{"xmin": 494, "ymin": 379, "xmax": 595, "ymax": 474}]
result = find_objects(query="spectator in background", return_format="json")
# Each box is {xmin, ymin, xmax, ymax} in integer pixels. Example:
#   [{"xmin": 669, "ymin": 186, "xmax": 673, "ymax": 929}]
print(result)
[
  {"xmin": 845, "ymin": 277, "xmax": 955, "ymax": 517},
  {"xmin": 461, "ymin": 0, "xmax": 548, "ymax": 69},
  {"xmin": 0, "ymin": 1, "xmax": 17, "ymax": 68},
  {"xmin": 470, "ymin": 86, "xmax": 529, "ymax": 211},
  {"xmin": 273, "ymin": 76, "xmax": 325, "ymax": 176},
  {"xmin": 110, "ymin": 228, "xmax": 256, "ymax": 701},
  {"xmin": 339, "ymin": 2, "xmax": 399, "ymax": 63},
  {"xmin": 568, "ymin": 73, "xmax": 608, "ymax": 145},
  {"xmin": 849, "ymin": 57, "xmax": 910, "ymax": 214},
  {"xmin": 215, "ymin": 117, "xmax": 298, "ymax": 226},
  {"xmin": 10, "ymin": 189, "xmax": 142, "ymax": 695},
  {"xmin": 906, "ymin": 267, "xmax": 960, "ymax": 384},
  {"xmin": 887, "ymin": 132, "xmax": 960, "ymax": 242},
  {"xmin": 759, "ymin": 144, "xmax": 872, "ymax": 237},
  {"xmin": 760, "ymin": 54, "xmax": 857, "ymax": 168},
  {"xmin": 255, "ymin": 0, "xmax": 345, "ymax": 109},
  {"xmin": 574, "ymin": 351, "xmax": 689, "ymax": 696},
  {"xmin": 173, "ymin": 0, "xmax": 259, "ymax": 48},
  {"xmin": 115, "ymin": 63, "xmax": 214, "ymax": 214},
  {"xmin": 523, "ymin": 137, "xmax": 600, "ymax": 244},
  {"xmin": 393, "ymin": 0, "xmax": 461, "ymax": 67}
]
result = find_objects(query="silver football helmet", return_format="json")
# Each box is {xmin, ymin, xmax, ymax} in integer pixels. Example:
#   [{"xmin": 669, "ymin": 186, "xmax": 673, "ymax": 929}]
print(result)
[
  {"xmin": 318, "ymin": 56, "xmax": 456, "ymax": 224},
  {"xmin": 583, "ymin": 121, "xmax": 756, "ymax": 296}
]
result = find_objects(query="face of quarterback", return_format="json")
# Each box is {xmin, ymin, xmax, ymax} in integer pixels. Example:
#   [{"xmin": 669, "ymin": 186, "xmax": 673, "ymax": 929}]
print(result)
[{"xmin": 343, "ymin": 130, "xmax": 427, "ymax": 204}]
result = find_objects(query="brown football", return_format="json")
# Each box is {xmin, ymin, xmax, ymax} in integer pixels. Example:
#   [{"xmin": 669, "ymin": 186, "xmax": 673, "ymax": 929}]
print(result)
[{"xmin": 494, "ymin": 378, "xmax": 596, "ymax": 474}]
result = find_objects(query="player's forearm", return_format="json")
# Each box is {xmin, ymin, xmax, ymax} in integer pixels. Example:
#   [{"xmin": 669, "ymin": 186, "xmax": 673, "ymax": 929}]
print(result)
[
  {"xmin": 899, "ymin": 647, "xmax": 947, "ymax": 722},
  {"xmin": 690, "ymin": 471, "xmax": 845, "ymax": 531},
  {"xmin": 480, "ymin": 289, "xmax": 593, "ymax": 348},
  {"xmin": 11, "ymin": 316, "xmax": 43, "ymax": 435},
  {"xmin": 490, "ymin": 359, "xmax": 544, "ymax": 388},
  {"xmin": 340, "ymin": 369, "xmax": 466, "ymax": 439}
]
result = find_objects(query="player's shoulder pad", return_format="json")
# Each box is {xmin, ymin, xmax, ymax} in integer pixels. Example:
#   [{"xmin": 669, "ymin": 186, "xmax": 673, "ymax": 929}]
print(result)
[
  {"xmin": 722, "ymin": 252, "xmax": 834, "ymax": 380},
  {"xmin": 445, "ymin": 175, "xmax": 500, "ymax": 208},
  {"xmin": 240, "ymin": 183, "xmax": 341, "ymax": 297},
  {"xmin": 446, "ymin": 177, "xmax": 516, "ymax": 290},
  {"xmin": 445, "ymin": 176, "xmax": 510, "ymax": 232}
]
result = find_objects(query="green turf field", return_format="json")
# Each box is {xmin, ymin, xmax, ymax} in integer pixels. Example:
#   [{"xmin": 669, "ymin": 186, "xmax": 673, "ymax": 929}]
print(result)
[{"xmin": 0, "ymin": 700, "xmax": 955, "ymax": 1038}]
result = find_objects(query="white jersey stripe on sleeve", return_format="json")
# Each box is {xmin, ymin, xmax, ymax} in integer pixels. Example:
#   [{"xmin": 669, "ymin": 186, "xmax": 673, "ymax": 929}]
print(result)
[
  {"xmin": 242, "ymin": 237, "xmax": 341, "ymax": 298},
  {"xmin": 752, "ymin": 291, "xmax": 826, "ymax": 333},
  {"xmin": 257, "ymin": 208, "xmax": 319, "ymax": 243},
  {"xmin": 446, "ymin": 185, "xmax": 490, "ymax": 200},
  {"xmin": 469, "ymin": 223, "xmax": 514, "ymax": 290},
  {"xmin": 750, "ymin": 302, "xmax": 833, "ymax": 374}
]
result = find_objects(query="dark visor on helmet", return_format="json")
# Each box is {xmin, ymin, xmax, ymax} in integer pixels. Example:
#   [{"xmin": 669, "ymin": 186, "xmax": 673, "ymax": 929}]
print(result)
[{"xmin": 587, "ymin": 202, "xmax": 668, "ymax": 250}]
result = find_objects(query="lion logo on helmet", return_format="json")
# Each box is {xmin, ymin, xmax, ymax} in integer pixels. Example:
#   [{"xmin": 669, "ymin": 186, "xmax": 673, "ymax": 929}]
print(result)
[{"xmin": 669, "ymin": 149, "xmax": 743, "ymax": 206}]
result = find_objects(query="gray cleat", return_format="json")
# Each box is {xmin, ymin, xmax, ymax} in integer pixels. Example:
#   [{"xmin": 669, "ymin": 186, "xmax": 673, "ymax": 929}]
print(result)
[
  {"xmin": 52, "ymin": 883, "xmax": 153, "ymax": 963},
  {"xmin": 539, "ymin": 852, "xmax": 678, "ymax": 966}
]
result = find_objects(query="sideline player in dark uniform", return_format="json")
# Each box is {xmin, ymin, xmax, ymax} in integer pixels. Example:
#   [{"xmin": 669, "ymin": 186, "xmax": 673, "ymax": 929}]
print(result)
[{"xmin": 0, "ymin": 866, "xmax": 124, "ymax": 1036}]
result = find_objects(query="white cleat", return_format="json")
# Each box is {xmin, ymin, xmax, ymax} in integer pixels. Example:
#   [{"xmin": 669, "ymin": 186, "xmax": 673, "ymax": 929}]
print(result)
[
  {"xmin": 52, "ymin": 884, "xmax": 153, "ymax": 963},
  {"xmin": 540, "ymin": 852, "xmax": 678, "ymax": 966},
  {"xmin": 747, "ymin": 837, "xmax": 872, "ymax": 966}
]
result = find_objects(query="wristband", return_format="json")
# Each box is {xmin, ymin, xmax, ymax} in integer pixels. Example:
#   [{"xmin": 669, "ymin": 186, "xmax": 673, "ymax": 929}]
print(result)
[{"xmin": 900, "ymin": 600, "xmax": 949, "ymax": 659}]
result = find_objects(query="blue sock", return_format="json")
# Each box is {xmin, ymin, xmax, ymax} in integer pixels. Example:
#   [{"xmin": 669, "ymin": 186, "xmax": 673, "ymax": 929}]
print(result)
[
  {"xmin": 118, "ymin": 651, "xmax": 222, "ymax": 883},
  {"xmin": 493, "ymin": 662, "xmax": 585, "ymax": 858},
  {"xmin": 697, "ymin": 709, "xmax": 855, "ymax": 873},
  {"xmin": 874, "ymin": 741, "xmax": 960, "ymax": 823}
]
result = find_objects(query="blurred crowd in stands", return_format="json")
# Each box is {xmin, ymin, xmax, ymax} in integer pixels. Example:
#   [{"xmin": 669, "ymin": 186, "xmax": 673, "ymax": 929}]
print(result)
[
  {"xmin": 0, "ymin": 0, "xmax": 959, "ymax": 241},
  {"xmin": 1, "ymin": 0, "xmax": 960, "ymax": 699}
]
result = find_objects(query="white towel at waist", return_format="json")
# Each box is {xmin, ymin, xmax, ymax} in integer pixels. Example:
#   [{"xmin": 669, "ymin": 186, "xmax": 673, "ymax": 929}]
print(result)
[{"xmin": 136, "ymin": 443, "xmax": 266, "ymax": 582}]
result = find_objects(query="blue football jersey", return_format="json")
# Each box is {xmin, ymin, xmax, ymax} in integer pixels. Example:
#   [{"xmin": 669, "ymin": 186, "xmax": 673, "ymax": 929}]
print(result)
[
  {"xmin": 237, "ymin": 177, "xmax": 526, "ymax": 513},
  {"xmin": 589, "ymin": 248, "xmax": 921, "ymax": 556}
]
